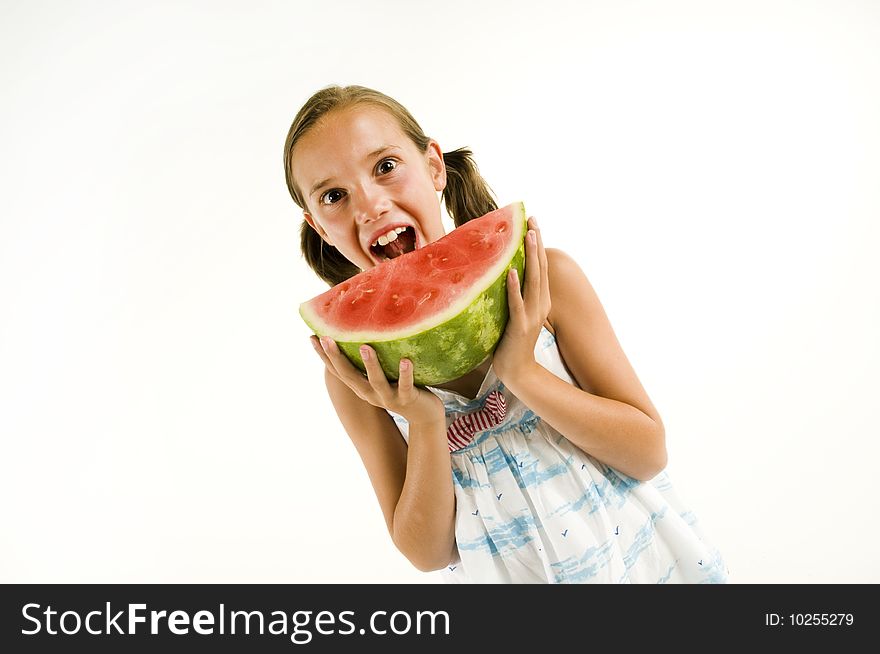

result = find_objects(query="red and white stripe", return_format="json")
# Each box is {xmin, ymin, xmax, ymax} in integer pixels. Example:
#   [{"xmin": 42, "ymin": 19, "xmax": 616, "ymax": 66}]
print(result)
[{"xmin": 447, "ymin": 390, "xmax": 507, "ymax": 452}]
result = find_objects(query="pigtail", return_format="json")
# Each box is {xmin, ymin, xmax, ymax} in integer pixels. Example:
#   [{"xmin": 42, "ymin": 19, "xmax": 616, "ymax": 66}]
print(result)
[
  {"xmin": 300, "ymin": 221, "xmax": 362, "ymax": 287},
  {"xmin": 441, "ymin": 148, "xmax": 498, "ymax": 227}
]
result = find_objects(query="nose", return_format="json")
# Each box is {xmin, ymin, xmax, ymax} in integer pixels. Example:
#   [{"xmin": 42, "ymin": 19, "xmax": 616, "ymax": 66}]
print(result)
[{"xmin": 352, "ymin": 183, "xmax": 391, "ymax": 226}]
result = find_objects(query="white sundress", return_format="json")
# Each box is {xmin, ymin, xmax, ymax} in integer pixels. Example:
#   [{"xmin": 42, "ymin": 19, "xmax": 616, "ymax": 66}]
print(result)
[{"xmin": 387, "ymin": 326, "xmax": 730, "ymax": 584}]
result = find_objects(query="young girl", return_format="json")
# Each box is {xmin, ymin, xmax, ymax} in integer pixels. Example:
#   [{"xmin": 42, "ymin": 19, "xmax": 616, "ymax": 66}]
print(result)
[{"xmin": 284, "ymin": 84, "xmax": 729, "ymax": 584}]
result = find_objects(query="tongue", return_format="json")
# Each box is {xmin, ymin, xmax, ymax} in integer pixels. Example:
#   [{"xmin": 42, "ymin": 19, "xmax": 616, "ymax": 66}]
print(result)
[{"xmin": 383, "ymin": 230, "xmax": 415, "ymax": 259}]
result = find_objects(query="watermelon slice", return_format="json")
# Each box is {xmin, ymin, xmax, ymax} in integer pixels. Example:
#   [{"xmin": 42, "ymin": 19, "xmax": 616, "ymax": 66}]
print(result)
[{"xmin": 299, "ymin": 202, "xmax": 528, "ymax": 386}]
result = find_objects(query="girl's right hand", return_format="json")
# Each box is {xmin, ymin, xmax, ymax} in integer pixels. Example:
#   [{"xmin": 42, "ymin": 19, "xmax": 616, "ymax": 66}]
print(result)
[{"xmin": 310, "ymin": 335, "xmax": 445, "ymax": 426}]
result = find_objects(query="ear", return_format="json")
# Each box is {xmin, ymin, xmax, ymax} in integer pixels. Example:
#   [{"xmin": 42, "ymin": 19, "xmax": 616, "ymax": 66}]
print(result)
[
  {"xmin": 425, "ymin": 139, "xmax": 447, "ymax": 192},
  {"xmin": 303, "ymin": 211, "xmax": 333, "ymax": 246}
]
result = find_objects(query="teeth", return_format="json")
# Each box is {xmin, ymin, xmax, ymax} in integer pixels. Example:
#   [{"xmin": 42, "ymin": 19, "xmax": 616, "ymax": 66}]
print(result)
[{"xmin": 372, "ymin": 226, "xmax": 408, "ymax": 248}]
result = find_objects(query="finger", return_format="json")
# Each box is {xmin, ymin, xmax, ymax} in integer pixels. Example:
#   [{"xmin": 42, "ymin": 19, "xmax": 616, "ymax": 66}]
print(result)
[
  {"xmin": 312, "ymin": 335, "xmax": 342, "ymax": 378},
  {"xmin": 397, "ymin": 358, "xmax": 415, "ymax": 396},
  {"xmin": 359, "ymin": 344, "xmax": 394, "ymax": 401},
  {"xmin": 506, "ymin": 267, "xmax": 526, "ymax": 325},
  {"xmin": 532, "ymin": 217, "xmax": 547, "ymax": 268},
  {"xmin": 533, "ymin": 219, "xmax": 551, "ymax": 310},
  {"xmin": 524, "ymin": 228, "xmax": 541, "ymax": 307},
  {"xmin": 528, "ymin": 215, "xmax": 539, "ymax": 235},
  {"xmin": 321, "ymin": 336, "xmax": 371, "ymax": 392}
]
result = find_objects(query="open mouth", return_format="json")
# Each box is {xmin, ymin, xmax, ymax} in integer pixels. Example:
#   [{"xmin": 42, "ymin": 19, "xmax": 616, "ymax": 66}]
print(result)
[{"xmin": 369, "ymin": 225, "xmax": 418, "ymax": 262}]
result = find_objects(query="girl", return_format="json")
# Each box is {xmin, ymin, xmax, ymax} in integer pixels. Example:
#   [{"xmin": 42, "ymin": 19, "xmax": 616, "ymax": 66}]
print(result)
[{"xmin": 284, "ymin": 85, "xmax": 728, "ymax": 584}]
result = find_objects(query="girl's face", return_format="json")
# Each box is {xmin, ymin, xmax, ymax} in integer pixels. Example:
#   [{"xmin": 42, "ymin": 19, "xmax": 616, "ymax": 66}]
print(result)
[{"xmin": 291, "ymin": 105, "xmax": 447, "ymax": 272}]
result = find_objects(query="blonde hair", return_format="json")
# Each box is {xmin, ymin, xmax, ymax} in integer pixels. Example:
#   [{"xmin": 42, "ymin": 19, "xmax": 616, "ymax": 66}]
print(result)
[{"xmin": 283, "ymin": 85, "xmax": 497, "ymax": 286}]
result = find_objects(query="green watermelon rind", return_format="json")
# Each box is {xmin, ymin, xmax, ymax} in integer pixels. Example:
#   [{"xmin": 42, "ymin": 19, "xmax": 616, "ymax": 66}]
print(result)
[{"xmin": 338, "ymin": 238, "xmax": 525, "ymax": 386}]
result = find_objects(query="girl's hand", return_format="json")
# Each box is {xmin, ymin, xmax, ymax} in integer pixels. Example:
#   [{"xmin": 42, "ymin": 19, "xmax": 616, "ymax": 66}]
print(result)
[
  {"xmin": 492, "ymin": 216, "xmax": 551, "ymax": 384},
  {"xmin": 310, "ymin": 335, "xmax": 445, "ymax": 426}
]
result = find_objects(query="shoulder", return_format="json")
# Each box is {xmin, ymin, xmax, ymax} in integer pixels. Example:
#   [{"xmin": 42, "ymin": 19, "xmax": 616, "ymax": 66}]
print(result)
[
  {"xmin": 545, "ymin": 247, "xmax": 584, "ymax": 279},
  {"xmin": 542, "ymin": 248, "xmax": 664, "ymax": 427},
  {"xmin": 543, "ymin": 247, "xmax": 596, "ymax": 329},
  {"xmin": 543, "ymin": 245, "xmax": 609, "ymax": 353}
]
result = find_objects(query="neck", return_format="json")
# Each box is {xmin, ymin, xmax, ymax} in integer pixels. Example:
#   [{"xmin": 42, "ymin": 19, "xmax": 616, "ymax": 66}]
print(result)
[{"xmin": 430, "ymin": 356, "xmax": 493, "ymax": 399}]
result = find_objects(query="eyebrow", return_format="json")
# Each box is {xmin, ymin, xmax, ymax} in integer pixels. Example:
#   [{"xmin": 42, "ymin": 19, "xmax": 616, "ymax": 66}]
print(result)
[{"xmin": 308, "ymin": 145, "xmax": 398, "ymax": 199}]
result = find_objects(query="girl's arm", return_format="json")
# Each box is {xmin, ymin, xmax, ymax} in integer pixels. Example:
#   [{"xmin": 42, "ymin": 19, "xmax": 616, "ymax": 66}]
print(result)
[
  {"xmin": 313, "ymin": 340, "xmax": 457, "ymax": 572},
  {"xmin": 493, "ymin": 220, "xmax": 667, "ymax": 481}
]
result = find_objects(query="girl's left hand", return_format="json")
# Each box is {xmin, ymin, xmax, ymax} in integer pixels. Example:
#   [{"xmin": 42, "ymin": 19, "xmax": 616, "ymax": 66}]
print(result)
[{"xmin": 491, "ymin": 216, "xmax": 551, "ymax": 384}]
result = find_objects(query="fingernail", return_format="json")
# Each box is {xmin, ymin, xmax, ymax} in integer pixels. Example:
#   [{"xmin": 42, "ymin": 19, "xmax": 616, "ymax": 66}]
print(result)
[
  {"xmin": 532, "ymin": 217, "xmax": 538, "ymax": 228},
  {"xmin": 509, "ymin": 268, "xmax": 518, "ymax": 281},
  {"xmin": 528, "ymin": 230, "xmax": 536, "ymax": 243},
  {"xmin": 320, "ymin": 336, "xmax": 330, "ymax": 351},
  {"xmin": 360, "ymin": 345, "xmax": 370, "ymax": 360},
  {"xmin": 400, "ymin": 359, "xmax": 410, "ymax": 370}
]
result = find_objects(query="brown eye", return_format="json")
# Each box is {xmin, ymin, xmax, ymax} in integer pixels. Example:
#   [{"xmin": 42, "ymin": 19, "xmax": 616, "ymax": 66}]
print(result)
[
  {"xmin": 377, "ymin": 159, "xmax": 397, "ymax": 175},
  {"xmin": 321, "ymin": 189, "xmax": 344, "ymax": 205}
]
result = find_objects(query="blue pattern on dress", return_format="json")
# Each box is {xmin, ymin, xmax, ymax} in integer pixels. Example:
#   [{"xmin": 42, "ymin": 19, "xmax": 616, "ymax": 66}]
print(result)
[{"xmin": 387, "ymin": 326, "xmax": 729, "ymax": 584}]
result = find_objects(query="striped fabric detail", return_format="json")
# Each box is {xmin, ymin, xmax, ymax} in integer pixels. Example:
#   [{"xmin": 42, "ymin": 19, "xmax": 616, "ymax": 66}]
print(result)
[{"xmin": 447, "ymin": 390, "xmax": 507, "ymax": 452}]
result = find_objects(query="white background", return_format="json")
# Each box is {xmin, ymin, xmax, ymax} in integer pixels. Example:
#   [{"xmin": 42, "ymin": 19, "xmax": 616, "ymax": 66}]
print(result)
[{"xmin": 1, "ymin": 0, "xmax": 878, "ymax": 583}]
